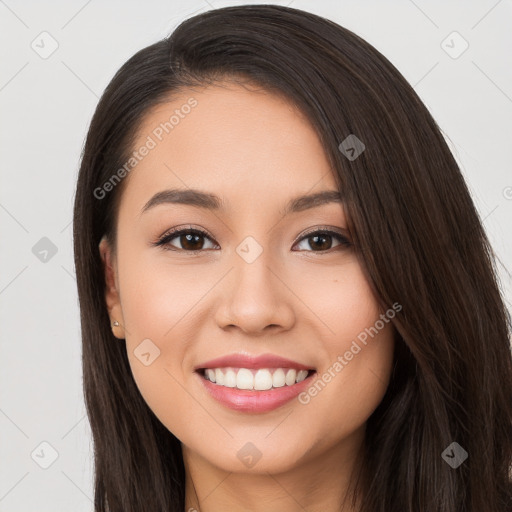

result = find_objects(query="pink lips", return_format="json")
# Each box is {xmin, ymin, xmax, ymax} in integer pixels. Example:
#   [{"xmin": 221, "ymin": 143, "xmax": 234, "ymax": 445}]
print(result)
[
  {"xmin": 194, "ymin": 353, "xmax": 313, "ymax": 371},
  {"xmin": 195, "ymin": 352, "xmax": 316, "ymax": 413}
]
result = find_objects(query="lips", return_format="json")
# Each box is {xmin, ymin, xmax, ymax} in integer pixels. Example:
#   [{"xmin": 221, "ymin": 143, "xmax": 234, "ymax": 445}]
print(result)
[
  {"xmin": 194, "ymin": 352, "xmax": 317, "ymax": 413},
  {"xmin": 194, "ymin": 353, "xmax": 314, "ymax": 371}
]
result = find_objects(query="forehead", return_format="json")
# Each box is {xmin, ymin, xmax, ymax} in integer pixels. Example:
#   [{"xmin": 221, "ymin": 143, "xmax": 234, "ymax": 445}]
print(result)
[{"xmin": 121, "ymin": 82, "xmax": 338, "ymax": 216}]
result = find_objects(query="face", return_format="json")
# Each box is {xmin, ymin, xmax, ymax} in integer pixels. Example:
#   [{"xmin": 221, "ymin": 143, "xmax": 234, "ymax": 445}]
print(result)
[{"xmin": 99, "ymin": 81, "xmax": 395, "ymax": 476}]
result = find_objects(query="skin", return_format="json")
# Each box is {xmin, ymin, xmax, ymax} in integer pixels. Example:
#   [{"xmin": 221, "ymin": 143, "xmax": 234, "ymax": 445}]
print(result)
[{"xmin": 99, "ymin": 81, "xmax": 396, "ymax": 512}]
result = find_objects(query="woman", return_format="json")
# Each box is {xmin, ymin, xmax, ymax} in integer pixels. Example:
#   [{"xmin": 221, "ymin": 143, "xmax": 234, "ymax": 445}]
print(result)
[{"xmin": 73, "ymin": 4, "xmax": 512, "ymax": 511}]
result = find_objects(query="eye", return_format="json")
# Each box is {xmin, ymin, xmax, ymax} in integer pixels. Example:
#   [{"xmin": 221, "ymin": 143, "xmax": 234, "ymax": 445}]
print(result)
[
  {"xmin": 293, "ymin": 229, "xmax": 352, "ymax": 252},
  {"xmin": 154, "ymin": 226, "xmax": 218, "ymax": 251},
  {"xmin": 153, "ymin": 226, "xmax": 352, "ymax": 253}
]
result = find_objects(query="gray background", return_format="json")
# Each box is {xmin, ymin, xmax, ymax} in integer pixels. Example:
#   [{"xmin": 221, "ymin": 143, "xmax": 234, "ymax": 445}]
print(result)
[{"xmin": 1, "ymin": 0, "xmax": 511, "ymax": 510}]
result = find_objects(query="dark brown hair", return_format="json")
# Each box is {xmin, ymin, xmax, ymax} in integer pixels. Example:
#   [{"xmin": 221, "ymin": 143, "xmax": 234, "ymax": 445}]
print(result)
[{"xmin": 73, "ymin": 4, "xmax": 512, "ymax": 511}]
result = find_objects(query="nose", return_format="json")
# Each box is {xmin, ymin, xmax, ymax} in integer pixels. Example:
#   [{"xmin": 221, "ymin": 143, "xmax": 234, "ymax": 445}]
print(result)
[{"xmin": 214, "ymin": 253, "xmax": 296, "ymax": 336}]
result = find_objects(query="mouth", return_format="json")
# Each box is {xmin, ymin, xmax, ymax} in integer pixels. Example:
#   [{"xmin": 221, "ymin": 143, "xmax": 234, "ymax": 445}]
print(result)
[
  {"xmin": 196, "ymin": 367, "xmax": 316, "ymax": 391},
  {"xmin": 194, "ymin": 353, "xmax": 317, "ymax": 413}
]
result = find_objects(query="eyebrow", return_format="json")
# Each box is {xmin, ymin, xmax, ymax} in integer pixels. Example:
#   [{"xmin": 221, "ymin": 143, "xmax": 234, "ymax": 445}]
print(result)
[{"xmin": 139, "ymin": 188, "xmax": 343, "ymax": 216}]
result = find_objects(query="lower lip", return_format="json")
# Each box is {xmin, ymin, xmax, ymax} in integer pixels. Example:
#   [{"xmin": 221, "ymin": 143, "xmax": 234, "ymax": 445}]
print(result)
[{"xmin": 196, "ymin": 371, "xmax": 316, "ymax": 413}]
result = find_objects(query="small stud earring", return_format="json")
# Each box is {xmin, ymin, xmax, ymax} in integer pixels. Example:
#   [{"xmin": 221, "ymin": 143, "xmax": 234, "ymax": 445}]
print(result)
[{"xmin": 112, "ymin": 320, "xmax": 119, "ymax": 327}]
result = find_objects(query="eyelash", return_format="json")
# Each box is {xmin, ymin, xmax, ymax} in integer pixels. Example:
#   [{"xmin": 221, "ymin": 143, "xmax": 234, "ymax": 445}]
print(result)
[{"xmin": 152, "ymin": 225, "xmax": 352, "ymax": 253}]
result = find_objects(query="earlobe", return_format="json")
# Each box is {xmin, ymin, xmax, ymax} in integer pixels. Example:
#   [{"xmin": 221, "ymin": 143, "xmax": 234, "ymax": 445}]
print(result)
[{"xmin": 98, "ymin": 235, "xmax": 126, "ymax": 339}]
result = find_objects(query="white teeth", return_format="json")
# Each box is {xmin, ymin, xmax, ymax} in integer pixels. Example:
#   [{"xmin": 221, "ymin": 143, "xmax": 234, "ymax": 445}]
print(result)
[
  {"xmin": 285, "ymin": 369, "xmax": 297, "ymax": 386},
  {"xmin": 254, "ymin": 369, "xmax": 273, "ymax": 390},
  {"xmin": 236, "ymin": 368, "xmax": 254, "ymax": 389},
  {"xmin": 272, "ymin": 368, "xmax": 286, "ymax": 388},
  {"xmin": 202, "ymin": 367, "xmax": 312, "ymax": 391},
  {"xmin": 224, "ymin": 369, "xmax": 237, "ymax": 388},
  {"xmin": 296, "ymin": 370, "xmax": 309, "ymax": 383},
  {"xmin": 215, "ymin": 368, "xmax": 224, "ymax": 385}
]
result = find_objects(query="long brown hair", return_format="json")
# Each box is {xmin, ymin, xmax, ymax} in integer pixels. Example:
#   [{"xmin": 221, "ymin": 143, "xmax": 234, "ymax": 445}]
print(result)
[{"xmin": 73, "ymin": 4, "xmax": 512, "ymax": 511}]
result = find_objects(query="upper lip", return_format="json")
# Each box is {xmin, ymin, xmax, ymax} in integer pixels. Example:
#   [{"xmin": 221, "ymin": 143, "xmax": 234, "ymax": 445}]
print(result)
[{"xmin": 194, "ymin": 353, "xmax": 315, "ymax": 371}]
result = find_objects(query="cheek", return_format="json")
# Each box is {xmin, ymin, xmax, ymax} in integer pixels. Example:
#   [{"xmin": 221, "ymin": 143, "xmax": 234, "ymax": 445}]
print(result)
[
  {"xmin": 115, "ymin": 252, "xmax": 200, "ymax": 421},
  {"xmin": 310, "ymin": 323, "xmax": 395, "ymax": 427},
  {"xmin": 119, "ymin": 249, "xmax": 214, "ymax": 341},
  {"xmin": 291, "ymin": 258, "xmax": 382, "ymax": 342},
  {"xmin": 294, "ymin": 261, "xmax": 395, "ymax": 429}
]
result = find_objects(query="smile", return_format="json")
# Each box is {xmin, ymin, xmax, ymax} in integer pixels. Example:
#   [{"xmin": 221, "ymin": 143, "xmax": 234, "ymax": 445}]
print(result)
[
  {"xmin": 194, "ymin": 353, "xmax": 317, "ymax": 413},
  {"xmin": 199, "ymin": 367, "xmax": 313, "ymax": 390}
]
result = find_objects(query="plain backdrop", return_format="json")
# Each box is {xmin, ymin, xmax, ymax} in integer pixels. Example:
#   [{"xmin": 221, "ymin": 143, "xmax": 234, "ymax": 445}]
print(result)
[{"xmin": 1, "ymin": 0, "xmax": 511, "ymax": 510}]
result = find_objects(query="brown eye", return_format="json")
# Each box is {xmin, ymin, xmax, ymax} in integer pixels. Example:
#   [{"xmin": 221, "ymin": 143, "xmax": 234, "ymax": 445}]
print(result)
[
  {"xmin": 294, "ymin": 230, "xmax": 351, "ymax": 252},
  {"xmin": 154, "ymin": 227, "xmax": 351, "ymax": 253},
  {"xmin": 308, "ymin": 233, "xmax": 333, "ymax": 251},
  {"xmin": 155, "ymin": 228, "xmax": 217, "ymax": 251},
  {"xmin": 177, "ymin": 232, "xmax": 206, "ymax": 250}
]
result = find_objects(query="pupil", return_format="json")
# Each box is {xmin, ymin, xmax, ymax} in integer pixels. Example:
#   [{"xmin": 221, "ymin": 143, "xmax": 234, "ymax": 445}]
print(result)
[
  {"xmin": 182, "ymin": 233, "xmax": 203, "ymax": 250},
  {"xmin": 311, "ymin": 234, "xmax": 331, "ymax": 251}
]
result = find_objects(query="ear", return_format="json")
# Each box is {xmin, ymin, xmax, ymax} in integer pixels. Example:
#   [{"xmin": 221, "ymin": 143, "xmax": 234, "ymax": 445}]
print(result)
[{"xmin": 99, "ymin": 235, "xmax": 125, "ymax": 339}]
